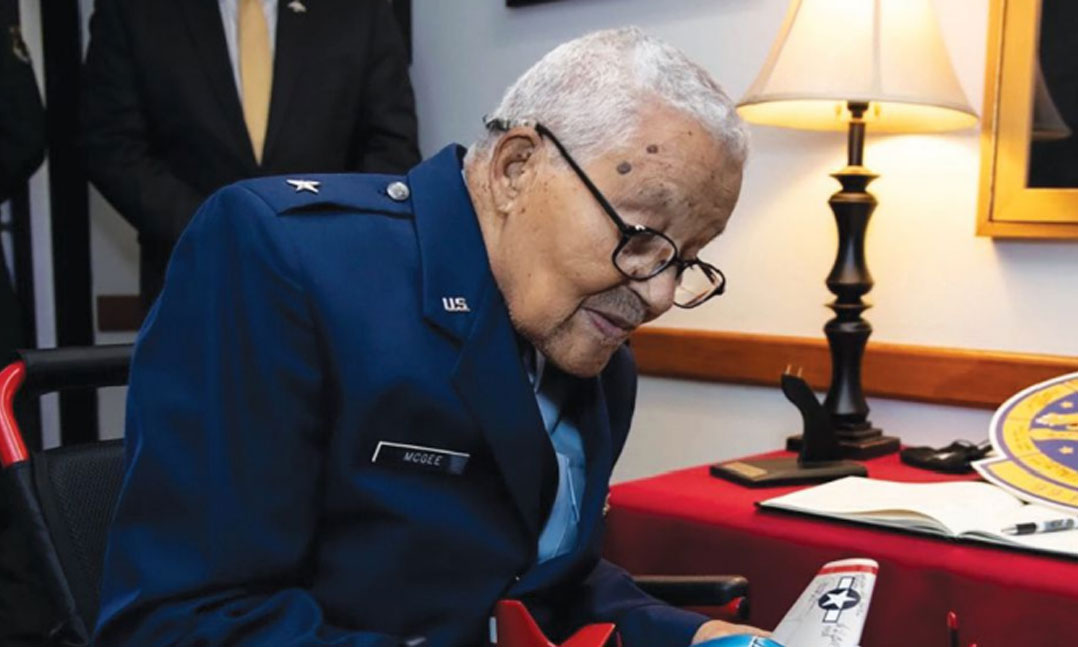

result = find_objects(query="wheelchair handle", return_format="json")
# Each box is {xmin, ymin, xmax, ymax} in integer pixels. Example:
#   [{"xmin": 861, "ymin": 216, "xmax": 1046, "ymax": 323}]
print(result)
[{"xmin": 17, "ymin": 344, "xmax": 133, "ymax": 395}]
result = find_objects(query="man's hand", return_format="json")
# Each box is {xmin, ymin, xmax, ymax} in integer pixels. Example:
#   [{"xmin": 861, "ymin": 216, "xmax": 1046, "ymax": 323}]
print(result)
[{"xmin": 691, "ymin": 619, "xmax": 771, "ymax": 645}]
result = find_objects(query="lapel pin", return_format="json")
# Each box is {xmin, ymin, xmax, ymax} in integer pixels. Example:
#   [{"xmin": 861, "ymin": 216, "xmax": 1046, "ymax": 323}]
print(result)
[
  {"xmin": 287, "ymin": 0, "xmax": 307, "ymax": 14},
  {"xmin": 442, "ymin": 297, "xmax": 470, "ymax": 313},
  {"xmin": 286, "ymin": 179, "xmax": 320, "ymax": 194}
]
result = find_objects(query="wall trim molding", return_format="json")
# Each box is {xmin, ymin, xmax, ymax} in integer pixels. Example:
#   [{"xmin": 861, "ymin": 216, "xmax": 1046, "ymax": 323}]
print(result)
[
  {"xmin": 631, "ymin": 327, "xmax": 1078, "ymax": 409},
  {"xmin": 99, "ymin": 296, "xmax": 1078, "ymax": 411}
]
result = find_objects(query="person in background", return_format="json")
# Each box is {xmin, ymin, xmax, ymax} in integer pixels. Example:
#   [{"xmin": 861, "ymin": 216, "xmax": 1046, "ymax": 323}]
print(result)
[
  {"xmin": 81, "ymin": 0, "xmax": 419, "ymax": 309},
  {"xmin": 0, "ymin": 1, "xmax": 48, "ymax": 643},
  {"xmin": 0, "ymin": 0, "xmax": 44, "ymax": 354}
]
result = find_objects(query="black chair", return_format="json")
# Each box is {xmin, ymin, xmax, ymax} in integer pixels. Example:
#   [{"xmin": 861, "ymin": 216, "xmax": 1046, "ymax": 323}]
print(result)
[
  {"xmin": 0, "ymin": 345, "xmax": 131, "ymax": 646},
  {"xmin": 0, "ymin": 344, "xmax": 747, "ymax": 647}
]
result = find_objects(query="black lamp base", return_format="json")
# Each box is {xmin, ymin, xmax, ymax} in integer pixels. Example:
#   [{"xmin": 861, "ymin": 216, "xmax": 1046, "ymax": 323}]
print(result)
[{"xmin": 786, "ymin": 431, "xmax": 900, "ymax": 460}]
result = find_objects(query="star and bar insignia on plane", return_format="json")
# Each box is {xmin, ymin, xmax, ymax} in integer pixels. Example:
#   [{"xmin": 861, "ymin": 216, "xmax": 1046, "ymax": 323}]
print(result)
[{"xmin": 818, "ymin": 576, "xmax": 861, "ymax": 623}]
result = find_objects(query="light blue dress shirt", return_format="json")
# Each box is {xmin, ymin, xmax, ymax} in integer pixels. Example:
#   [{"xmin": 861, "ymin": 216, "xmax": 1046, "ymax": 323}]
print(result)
[
  {"xmin": 528, "ymin": 351, "xmax": 587, "ymax": 563},
  {"xmin": 217, "ymin": 0, "xmax": 279, "ymax": 102}
]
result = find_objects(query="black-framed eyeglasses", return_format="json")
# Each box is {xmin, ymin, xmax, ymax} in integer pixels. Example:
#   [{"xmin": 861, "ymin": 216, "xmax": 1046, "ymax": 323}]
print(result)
[{"xmin": 487, "ymin": 118, "xmax": 726, "ymax": 308}]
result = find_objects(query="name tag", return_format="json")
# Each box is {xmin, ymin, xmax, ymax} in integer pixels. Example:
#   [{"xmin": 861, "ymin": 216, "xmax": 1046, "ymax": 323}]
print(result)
[{"xmin": 371, "ymin": 441, "xmax": 470, "ymax": 476}]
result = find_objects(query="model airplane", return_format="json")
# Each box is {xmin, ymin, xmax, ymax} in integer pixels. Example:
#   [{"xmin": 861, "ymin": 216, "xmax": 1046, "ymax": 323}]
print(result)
[{"xmin": 493, "ymin": 558, "xmax": 878, "ymax": 647}]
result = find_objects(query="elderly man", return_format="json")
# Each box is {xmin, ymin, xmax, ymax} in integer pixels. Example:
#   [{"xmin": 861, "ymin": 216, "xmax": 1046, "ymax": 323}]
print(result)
[{"xmin": 96, "ymin": 27, "xmax": 754, "ymax": 647}]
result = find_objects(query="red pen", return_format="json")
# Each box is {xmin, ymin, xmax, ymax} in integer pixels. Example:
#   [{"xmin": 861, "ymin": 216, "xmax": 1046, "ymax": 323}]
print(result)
[{"xmin": 947, "ymin": 611, "xmax": 959, "ymax": 647}]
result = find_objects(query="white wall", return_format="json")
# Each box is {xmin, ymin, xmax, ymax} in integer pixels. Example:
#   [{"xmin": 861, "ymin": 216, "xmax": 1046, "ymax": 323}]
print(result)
[
  {"xmin": 88, "ymin": 183, "xmax": 138, "ymax": 441},
  {"xmin": 409, "ymin": 0, "xmax": 1078, "ymax": 482}
]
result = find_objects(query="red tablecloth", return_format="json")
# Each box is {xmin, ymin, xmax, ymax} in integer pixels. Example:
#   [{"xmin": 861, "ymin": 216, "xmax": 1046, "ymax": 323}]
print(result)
[{"xmin": 603, "ymin": 451, "xmax": 1078, "ymax": 647}]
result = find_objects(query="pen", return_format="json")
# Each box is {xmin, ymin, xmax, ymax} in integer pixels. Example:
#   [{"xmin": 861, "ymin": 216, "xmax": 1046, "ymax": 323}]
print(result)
[
  {"xmin": 1001, "ymin": 518, "xmax": 1078, "ymax": 535},
  {"xmin": 947, "ymin": 611, "xmax": 958, "ymax": 647}
]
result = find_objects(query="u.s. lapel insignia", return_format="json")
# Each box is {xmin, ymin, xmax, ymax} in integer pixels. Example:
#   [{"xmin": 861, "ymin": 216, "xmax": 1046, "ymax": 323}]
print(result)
[
  {"xmin": 287, "ymin": 0, "xmax": 307, "ymax": 13},
  {"xmin": 442, "ymin": 297, "xmax": 470, "ymax": 313},
  {"xmin": 286, "ymin": 179, "xmax": 320, "ymax": 194}
]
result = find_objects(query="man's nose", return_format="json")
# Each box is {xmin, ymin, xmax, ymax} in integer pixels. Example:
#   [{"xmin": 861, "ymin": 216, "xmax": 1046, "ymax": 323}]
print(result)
[{"xmin": 630, "ymin": 265, "xmax": 678, "ymax": 317}]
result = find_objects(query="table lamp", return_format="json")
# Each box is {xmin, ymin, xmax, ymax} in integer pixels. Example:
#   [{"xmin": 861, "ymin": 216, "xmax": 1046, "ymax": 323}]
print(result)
[{"xmin": 736, "ymin": 0, "xmax": 978, "ymax": 459}]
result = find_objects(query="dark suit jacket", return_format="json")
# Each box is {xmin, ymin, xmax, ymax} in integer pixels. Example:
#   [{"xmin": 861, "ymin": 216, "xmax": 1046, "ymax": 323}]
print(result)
[
  {"xmin": 80, "ymin": 0, "xmax": 420, "ymax": 305},
  {"xmin": 0, "ymin": 8, "xmax": 48, "ymax": 646},
  {"xmin": 94, "ymin": 146, "xmax": 707, "ymax": 647},
  {"xmin": 0, "ymin": 0, "xmax": 43, "ymax": 356},
  {"xmin": 0, "ymin": 0, "xmax": 45, "ymax": 205}
]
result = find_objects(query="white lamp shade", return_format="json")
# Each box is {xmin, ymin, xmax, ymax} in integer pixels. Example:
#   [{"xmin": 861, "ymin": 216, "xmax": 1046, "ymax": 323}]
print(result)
[{"xmin": 736, "ymin": 0, "xmax": 978, "ymax": 133}]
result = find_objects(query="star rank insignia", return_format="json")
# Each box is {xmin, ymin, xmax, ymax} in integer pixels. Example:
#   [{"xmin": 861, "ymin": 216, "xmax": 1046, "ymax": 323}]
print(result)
[{"xmin": 286, "ymin": 179, "xmax": 320, "ymax": 194}]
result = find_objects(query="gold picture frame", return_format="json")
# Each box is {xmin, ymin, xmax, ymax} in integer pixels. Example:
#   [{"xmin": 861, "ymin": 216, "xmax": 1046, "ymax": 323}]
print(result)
[{"xmin": 977, "ymin": 0, "xmax": 1078, "ymax": 239}]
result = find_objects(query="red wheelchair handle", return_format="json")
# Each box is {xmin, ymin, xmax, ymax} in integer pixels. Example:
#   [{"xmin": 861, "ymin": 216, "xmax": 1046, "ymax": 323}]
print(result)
[{"xmin": 0, "ymin": 361, "xmax": 29, "ymax": 467}]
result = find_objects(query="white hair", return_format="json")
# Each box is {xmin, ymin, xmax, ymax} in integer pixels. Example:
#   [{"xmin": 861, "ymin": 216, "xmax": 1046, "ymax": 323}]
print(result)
[{"xmin": 468, "ymin": 27, "xmax": 748, "ymax": 167}]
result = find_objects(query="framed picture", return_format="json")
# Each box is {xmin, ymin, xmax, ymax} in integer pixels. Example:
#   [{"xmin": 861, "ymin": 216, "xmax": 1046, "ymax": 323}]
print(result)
[{"xmin": 977, "ymin": 0, "xmax": 1078, "ymax": 239}]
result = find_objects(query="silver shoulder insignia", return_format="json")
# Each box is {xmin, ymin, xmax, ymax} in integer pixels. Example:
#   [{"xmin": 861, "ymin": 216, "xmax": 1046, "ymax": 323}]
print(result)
[{"xmin": 386, "ymin": 181, "xmax": 411, "ymax": 202}]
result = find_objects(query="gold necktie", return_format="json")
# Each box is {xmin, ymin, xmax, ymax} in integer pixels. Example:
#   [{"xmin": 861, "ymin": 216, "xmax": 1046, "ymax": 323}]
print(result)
[{"xmin": 239, "ymin": 0, "xmax": 272, "ymax": 164}]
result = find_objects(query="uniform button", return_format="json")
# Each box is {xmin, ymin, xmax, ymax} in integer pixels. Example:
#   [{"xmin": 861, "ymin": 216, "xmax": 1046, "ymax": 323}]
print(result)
[
  {"xmin": 513, "ymin": 575, "xmax": 522, "ymax": 583},
  {"xmin": 387, "ymin": 181, "xmax": 410, "ymax": 201}
]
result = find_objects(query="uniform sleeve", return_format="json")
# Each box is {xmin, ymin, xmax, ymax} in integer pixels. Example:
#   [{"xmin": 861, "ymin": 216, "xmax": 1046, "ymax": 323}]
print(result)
[
  {"xmin": 353, "ymin": 0, "xmax": 420, "ymax": 174},
  {"xmin": 93, "ymin": 185, "xmax": 401, "ymax": 647},
  {"xmin": 563, "ymin": 560, "xmax": 708, "ymax": 647},
  {"xmin": 80, "ymin": 0, "xmax": 204, "ymax": 242}
]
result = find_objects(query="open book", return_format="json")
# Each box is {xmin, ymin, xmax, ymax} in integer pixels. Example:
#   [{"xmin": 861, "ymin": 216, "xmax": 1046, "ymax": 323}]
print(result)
[{"xmin": 759, "ymin": 476, "xmax": 1078, "ymax": 558}]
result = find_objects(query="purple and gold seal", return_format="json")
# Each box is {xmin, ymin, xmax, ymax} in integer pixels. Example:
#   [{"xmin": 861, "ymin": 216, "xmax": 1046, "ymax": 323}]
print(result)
[{"xmin": 975, "ymin": 372, "xmax": 1078, "ymax": 513}]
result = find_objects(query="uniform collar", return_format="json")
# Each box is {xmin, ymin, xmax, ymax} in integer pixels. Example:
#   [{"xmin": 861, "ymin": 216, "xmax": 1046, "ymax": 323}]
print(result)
[
  {"xmin": 411, "ymin": 145, "xmax": 559, "ymax": 539},
  {"xmin": 407, "ymin": 144, "xmax": 493, "ymax": 342}
]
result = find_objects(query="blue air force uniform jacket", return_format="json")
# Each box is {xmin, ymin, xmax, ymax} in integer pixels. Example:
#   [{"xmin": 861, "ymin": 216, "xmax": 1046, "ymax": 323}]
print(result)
[{"xmin": 94, "ymin": 146, "xmax": 708, "ymax": 647}]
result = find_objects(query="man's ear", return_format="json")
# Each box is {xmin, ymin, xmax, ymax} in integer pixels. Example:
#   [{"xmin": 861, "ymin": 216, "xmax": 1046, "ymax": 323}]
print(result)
[{"xmin": 488, "ymin": 128, "xmax": 543, "ymax": 213}]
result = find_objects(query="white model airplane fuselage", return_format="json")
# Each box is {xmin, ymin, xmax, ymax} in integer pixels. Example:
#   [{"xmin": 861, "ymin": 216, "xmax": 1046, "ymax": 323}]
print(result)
[{"xmin": 676, "ymin": 557, "xmax": 878, "ymax": 647}]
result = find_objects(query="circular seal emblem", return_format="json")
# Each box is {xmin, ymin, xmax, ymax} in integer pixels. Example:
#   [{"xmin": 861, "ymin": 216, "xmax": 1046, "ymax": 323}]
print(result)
[{"xmin": 974, "ymin": 372, "xmax": 1078, "ymax": 512}]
